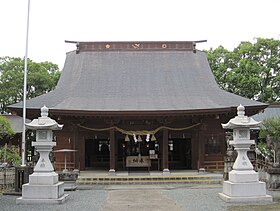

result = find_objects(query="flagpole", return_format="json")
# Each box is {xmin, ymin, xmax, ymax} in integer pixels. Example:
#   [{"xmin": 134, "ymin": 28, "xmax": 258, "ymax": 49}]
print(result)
[{"xmin": 21, "ymin": 0, "xmax": 31, "ymax": 166}]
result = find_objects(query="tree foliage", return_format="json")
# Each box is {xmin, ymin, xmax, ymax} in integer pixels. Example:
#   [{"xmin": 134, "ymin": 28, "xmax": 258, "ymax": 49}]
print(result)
[
  {"xmin": 0, "ymin": 116, "xmax": 15, "ymax": 139},
  {"xmin": 0, "ymin": 145, "xmax": 21, "ymax": 166},
  {"xmin": 259, "ymin": 117, "xmax": 280, "ymax": 142},
  {"xmin": 0, "ymin": 57, "xmax": 61, "ymax": 113},
  {"xmin": 205, "ymin": 38, "xmax": 280, "ymax": 103}
]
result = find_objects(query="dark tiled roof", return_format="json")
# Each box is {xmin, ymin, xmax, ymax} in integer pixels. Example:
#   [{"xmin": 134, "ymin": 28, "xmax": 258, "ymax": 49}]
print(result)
[
  {"xmin": 252, "ymin": 103, "xmax": 280, "ymax": 121},
  {"xmin": 9, "ymin": 45, "xmax": 266, "ymax": 113}
]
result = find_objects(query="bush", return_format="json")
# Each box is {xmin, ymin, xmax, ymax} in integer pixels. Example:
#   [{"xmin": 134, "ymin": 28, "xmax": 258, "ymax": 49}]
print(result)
[{"xmin": 0, "ymin": 145, "xmax": 21, "ymax": 166}]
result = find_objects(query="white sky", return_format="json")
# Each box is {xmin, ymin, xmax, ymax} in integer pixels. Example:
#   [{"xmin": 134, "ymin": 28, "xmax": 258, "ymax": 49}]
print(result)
[{"xmin": 0, "ymin": 0, "xmax": 279, "ymax": 69}]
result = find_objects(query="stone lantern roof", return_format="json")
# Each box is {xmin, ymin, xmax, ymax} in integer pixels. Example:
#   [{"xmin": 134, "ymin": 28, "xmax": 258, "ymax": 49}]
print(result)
[
  {"xmin": 222, "ymin": 104, "xmax": 261, "ymax": 129},
  {"xmin": 25, "ymin": 105, "xmax": 63, "ymax": 130}
]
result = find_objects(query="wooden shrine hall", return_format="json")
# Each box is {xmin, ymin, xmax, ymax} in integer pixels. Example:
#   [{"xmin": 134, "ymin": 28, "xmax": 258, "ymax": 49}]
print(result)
[{"xmin": 9, "ymin": 41, "xmax": 266, "ymax": 173}]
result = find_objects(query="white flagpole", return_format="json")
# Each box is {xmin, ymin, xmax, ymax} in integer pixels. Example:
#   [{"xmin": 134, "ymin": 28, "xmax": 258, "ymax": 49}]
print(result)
[{"xmin": 21, "ymin": 0, "xmax": 31, "ymax": 166}]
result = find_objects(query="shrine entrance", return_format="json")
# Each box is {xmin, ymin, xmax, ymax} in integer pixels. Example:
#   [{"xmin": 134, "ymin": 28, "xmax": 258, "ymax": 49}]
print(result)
[
  {"xmin": 168, "ymin": 138, "xmax": 192, "ymax": 169},
  {"xmin": 80, "ymin": 120, "xmax": 199, "ymax": 172},
  {"xmin": 84, "ymin": 133, "xmax": 193, "ymax": 171},
  {"xmin": 116, "ymin": 135, "xmax": 192, "ymax": 171},
  {"xmin": 85, "ymin": 138, "xmax": 110, "ymax": 170},
  {"xmin": 116, "ymin": 135, "xmax": 161, "ymax": 171}
]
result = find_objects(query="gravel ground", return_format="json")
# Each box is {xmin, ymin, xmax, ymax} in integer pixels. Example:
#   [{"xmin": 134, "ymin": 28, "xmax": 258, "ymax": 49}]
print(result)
[
  {"xmin": 164, "ymin": 184, "xmax": 280, "ymax": 211},
  {"xmin": 0, "ymin": 188, "xmax": 107, "ymax": 211},
  {"xmin": 1, "ymin": 184, "xmax": 280, "ymax": 211},
  {"xmin": 164, "ymin": 184, "xmax": 229, "ymax": 211}
]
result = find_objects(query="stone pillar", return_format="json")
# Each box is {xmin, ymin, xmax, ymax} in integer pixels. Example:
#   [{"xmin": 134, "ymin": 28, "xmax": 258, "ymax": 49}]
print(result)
[
  {"xmin": 162, "ymin": 129, "xmax": 170, "ymax": 175},
  {"xmin": 219, "ymin": 105, "xmax": 272, "ymax": 203},
  {"xmin": 109, "ymin": 129, "xmax": 116, "ymax": 175}
]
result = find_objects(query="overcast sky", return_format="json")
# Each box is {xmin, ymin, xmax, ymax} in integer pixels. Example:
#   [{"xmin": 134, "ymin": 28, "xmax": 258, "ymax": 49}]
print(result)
[{"xmin": 0, "ymin": 0, "xmax": 279, "ymax": 69}]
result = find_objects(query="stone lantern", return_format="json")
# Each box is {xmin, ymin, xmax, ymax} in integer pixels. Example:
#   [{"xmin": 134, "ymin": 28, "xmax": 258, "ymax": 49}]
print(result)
[
  {"xmin": 219, "ymin": 105, "xmax": 272, "ymax": 202},
  {"xmin": 17, "ymin": 106, "xmax": 68, "ymax": 204}
]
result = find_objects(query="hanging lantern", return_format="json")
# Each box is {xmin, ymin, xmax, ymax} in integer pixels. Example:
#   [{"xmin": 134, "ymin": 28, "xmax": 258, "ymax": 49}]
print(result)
[
  {"xmin": 151, "ymin": 134, "xmax": 156, "ymax": 141},
  {"xmin": 125, "ymin": 134, "xmax": 130, "ymax": 142},
  {"xmin": 137, "ymin": 135, "xmax": 143, "ymax": 142}
]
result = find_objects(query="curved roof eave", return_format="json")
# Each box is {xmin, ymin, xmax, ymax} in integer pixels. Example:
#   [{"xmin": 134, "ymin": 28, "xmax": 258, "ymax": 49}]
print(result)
[{"xmin": 8, "ymin": 45, "xmax": 267, "ymax": 115}]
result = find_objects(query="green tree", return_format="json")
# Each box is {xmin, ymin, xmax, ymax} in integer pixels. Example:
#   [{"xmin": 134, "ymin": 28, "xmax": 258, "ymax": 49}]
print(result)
[
  {"xmin": 259, "ymin": 117, "xmax": 280, "ymax": 166},
  {"xmin": 259, "ymin": 117, "xmax": 280, "ymax": 142},
  {"xmin": 0, "ymin": 57, "xmax": 61, "ymax": 113},
  {"xmin": 0, "ymin": 116, "xmax": 15, "ymax": 139},
  {"xmin": 0, "ymin": 116, "xmax": 19, "ymax": 166},
  {"xmin": 205, "ymin": 38, "xmax": 280, "ymax": 103}
]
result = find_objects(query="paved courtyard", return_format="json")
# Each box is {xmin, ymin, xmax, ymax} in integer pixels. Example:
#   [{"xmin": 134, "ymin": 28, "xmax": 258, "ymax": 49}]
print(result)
[{"xmin": 1, "ymin": 184, "xmax": 280, "ymax": 211}]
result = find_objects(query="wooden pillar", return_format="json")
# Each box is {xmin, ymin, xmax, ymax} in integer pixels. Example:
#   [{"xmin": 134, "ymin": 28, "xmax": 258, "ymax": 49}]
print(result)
[
  {"xmin": 79, "ymin": 134, "xmax": 85, "ymax": 170},
  {"xmin": 162, "ymin": 128, "xmax": 170, "ymax": 174},
  {"xmin": 191, "ymin": 130, "xmax": 198, "ymax": 170},
  {"xmin": 198, "ymin": 130, "xmax": 205, "ymax": 169},
  {"xmin": 109, "ymin": 129, "xmax": 116, "ymax": 174},
  {"xmin": 74, "ymin": 125, "xmax": 80, "ymax": 169}
]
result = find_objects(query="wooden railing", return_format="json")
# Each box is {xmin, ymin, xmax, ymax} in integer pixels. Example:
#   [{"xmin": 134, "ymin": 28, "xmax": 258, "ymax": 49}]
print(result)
[
  {"xmin": 255, "ymin": 159, "xmax": 273, "ymax": 170},
  {"xmin": 54, "ymin": 162, "xmax": 75, "ymax": 172},
  {"xmin": 0, "ymin": 167, "xmax": 15, "ymax": 190},
  {"xmin": 199, "ymin": 156, "xmax": 275, "ymax": 173},
  {"xmin": 204, "ymin": 161, "xmax": 224, "ymax": 171}
]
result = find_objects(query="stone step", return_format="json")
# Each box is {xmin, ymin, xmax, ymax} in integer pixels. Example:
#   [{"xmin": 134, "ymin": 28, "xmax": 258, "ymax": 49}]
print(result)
[{"xmin": 77, "ymin": 175, "xmax": 222, "ymax": 185}]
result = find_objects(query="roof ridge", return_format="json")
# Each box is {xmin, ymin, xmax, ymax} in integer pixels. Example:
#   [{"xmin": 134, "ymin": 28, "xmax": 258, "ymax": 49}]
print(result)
[{"xmin": 65, "ymin": 40, "xmax": 207, "ymax": 53}]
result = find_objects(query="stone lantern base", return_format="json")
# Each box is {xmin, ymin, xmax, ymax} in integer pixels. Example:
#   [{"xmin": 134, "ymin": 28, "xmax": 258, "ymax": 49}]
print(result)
[
  {"xmin": 16, "ymin": 172, "xmax": 69, "ymax": 204},
  {"xmin": 219, "ymin": 181, "xmax": 272, "ymax": 202},
  {"xmin": 219, "ymin": 170, "xmax": 272, "ymax": 202}
]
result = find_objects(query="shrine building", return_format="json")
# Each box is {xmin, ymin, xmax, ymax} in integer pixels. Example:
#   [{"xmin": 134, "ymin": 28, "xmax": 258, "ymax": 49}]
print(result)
[{"xmin": 9, "ymin": 41, "xmax": 266, "ymax": 173}]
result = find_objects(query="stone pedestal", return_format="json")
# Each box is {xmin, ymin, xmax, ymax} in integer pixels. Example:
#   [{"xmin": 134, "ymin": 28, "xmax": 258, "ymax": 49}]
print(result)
[
  {"xmin": 162, "ymin": 168, "xmax": 171, "ymax": 175},
  {"xmin": 219, "ymin": 171, "xmax": 272, "ymax": 202},
  {"xmin": 59, "ymin": 172, "xmax": 78, "ymax": 191},
  {"xmin": 17, "ymin": 154, "xmax": 69, "ymax": 204},
  {"xmin": 17, "ymin": 182, "xmax": 67, "ymax": 204},
  {"xmin": 108, "ymin": 169, "xmax": 116, "ymax": 175},
  {"xmin": 266, "ymin": 168, "xmax": 280, "ymax": 190},
  {"xmin": 63, "ymin": 181, "xmax": 77, "ymax": 191},
  {"xmin": 219, "ymin": 105, "xmax": 272, "ymax": 203},
  {"xmin": 220, "ymin": 165, "xmax": 272, "ymax": 202}
]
